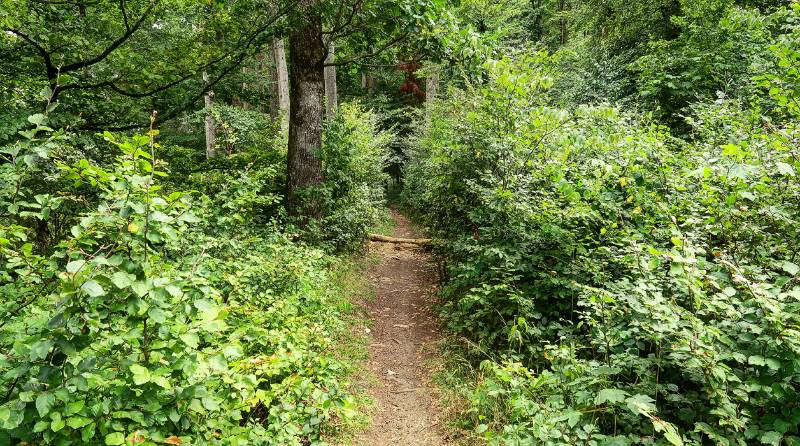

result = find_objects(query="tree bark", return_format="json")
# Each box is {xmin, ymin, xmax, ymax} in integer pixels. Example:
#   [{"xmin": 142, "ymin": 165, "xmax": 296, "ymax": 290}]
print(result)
[
  {"xmin": 324, "ymin": 42, "xmax": 338, "ymax": 117},
  {"xmin": 426, "ymin": 71, "xmax": 439, "ymax": 101},
  {"xmin": 202, "ymin": 71, "xmax": 217, "ymax": 158},
  {"xmin": 365, "ymin": 71, "xmax": 375, "ymax": 95},
  {"xmin": 286, "ymin": 3, "xmax": 325, "ymax": 219},
  {"xmin": 368, "ymin": 234, "xmax": 432, "ymax": 245},
  {"xmin": 268, "ymin": 38, "xmax": 290, "ymax": 133},
  {"xmin": 425, "ymin": 69, "xmax": 439, "ymax": 128}
]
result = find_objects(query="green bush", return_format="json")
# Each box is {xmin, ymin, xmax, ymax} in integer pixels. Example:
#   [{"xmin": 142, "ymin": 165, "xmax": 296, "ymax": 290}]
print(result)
[
  {"xmin": 405, "ymin": 43, "xmax": 800, "ymax": 445},
  {"xmin": 0, "ymin": 118, "xmax": 357, "ymax": 445},
  {"xmin": 306, "ymin": 102, "xmax": 392, "ymax": 251}
]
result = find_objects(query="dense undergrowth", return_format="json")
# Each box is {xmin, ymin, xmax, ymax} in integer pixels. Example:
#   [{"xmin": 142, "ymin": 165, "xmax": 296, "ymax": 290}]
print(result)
[
  {"xmin": 0, "ymin": 102, "xmax": 388, "ymax": 445},
  {"xmin": 404, "ymin": 6, "xmax": 800, "ymax": 445}
]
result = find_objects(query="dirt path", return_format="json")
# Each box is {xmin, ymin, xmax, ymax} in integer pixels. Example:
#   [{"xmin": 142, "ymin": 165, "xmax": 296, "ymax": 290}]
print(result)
[{"xmin": 354, "ymin": 210, "xmax": 449, "ymax": 446}]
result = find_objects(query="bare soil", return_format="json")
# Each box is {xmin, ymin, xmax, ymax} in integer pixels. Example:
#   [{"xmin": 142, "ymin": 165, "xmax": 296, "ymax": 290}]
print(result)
[{"xmin": 353, "ymin": 210, "xmax": 450, "ymax": 446}]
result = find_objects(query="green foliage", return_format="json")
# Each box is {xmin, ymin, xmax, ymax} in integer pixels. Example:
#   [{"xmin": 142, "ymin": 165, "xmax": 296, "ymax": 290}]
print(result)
[
  {"xmin": 404, "ymin": 47, "xmax": 800, "ymax": 444},
  {"xmin": 193, "ymin": 105, "xmax": 281, "ymax": 157},
  {"xmin": 757, "ymin": 1, "xmax": 800, "ymax": 123},
  {"xmin": 633, "ymin": 2, "xmax": 775, "ymax": 124},
  {"xmin": 474, "ymin": 0, "xmax": 790, "ymax": 130},
  {"xmin": 304, "ymin": 103, "xmax": 392, "ymax": 251},
  {"xmin": 0, "ymin": 0, "xmax": 283, "ymax": 130},
  {"xmin": 0, "ymin": 118, "xmax": 359, "ymax": 445}
]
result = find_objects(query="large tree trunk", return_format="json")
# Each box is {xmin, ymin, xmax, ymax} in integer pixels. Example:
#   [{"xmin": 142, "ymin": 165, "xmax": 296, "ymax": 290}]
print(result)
[
  {"xmin": 324, "ymin": 42, "xmax": 338, "ymax": 117},
  {"xmin": 268, "ymin": 38, "xmax": 290, "ymax": 133},
  {"xmin": 202, "ymin": 71, "xmax": 217, "ymax": 159},
  {"xmin": 286, "ymin": 4, "xmax": 325, "ymax": 219}
]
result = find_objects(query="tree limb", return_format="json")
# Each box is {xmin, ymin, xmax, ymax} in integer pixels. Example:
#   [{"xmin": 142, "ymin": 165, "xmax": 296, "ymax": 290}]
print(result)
[
  {"xmin": 4, "ymin": 28, "xmax": 57, "ymax": 80},
  {"xmin": 59, "ymin": 0, "xmax": 160, "ymax": 73},
  {"xmin": 369, "ymin": 234, "xmax": 432, "ymax": 245},
  {"xmin": 324, "ymin": 32, "xmax": 408, "ymax": 67},
  {"xmin": 119, "ymin": 0, "xmax": 130, "ymax": 31}
]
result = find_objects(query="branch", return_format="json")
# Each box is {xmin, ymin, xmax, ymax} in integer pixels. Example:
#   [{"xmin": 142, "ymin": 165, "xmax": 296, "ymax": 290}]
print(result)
[
  {"xmin": 324, "ymin": 32, "xmax": 408, "ymax": 67},
  {"xmin": 323, "ymin": 0, "xmax": 362, "ymax": 37},
  {"xmin": 369, "ymin": 234, "xmax": 432, "ymax": 245},
  {"xmin": 60, "ymin": 0, "xmax": 159, "ymax": 73},
  {"xmin": 79, "ymin": 3, "xmax": 294, "ymax": 131},
  {"xmin": 119, "ymin": 0, "xmax": 130, "ymax": 31},
  {"xmin": 5, "ymin": 28, "xmax": 57, "ymax": 80}
]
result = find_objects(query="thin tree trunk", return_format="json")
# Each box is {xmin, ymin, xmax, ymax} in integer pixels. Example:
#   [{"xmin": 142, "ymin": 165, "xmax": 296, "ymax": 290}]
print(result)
[
  {"xmin": 425, "ymin": 70, "xmax": 439, "ymax": 128},
  {"xmin": 324, "ymin": 42, "xmax": 338, "ymax": 117},
  {"xmin": 286, "ymin": 3, "xmax": 325, "ymax": 219},
  {"xmin": 361, "ymin": 72, "xmax": 375, "ymax": 96},
  {"xmin": 269, "ymin": 38, "xmax": 290, "ymax": 133},
  {"xmin": 239, "ymin": 64, "xmax": 251, "ymax": 110},
  {"xmin": 426, "ymin": 71, "xmax": 439, "ymax": 101},
  {"xmin": 202, "ymin": 71, "xmax": 217, "ymax": 159}
]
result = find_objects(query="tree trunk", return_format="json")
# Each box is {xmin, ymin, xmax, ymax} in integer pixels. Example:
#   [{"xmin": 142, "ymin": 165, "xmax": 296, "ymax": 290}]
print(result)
[
  {"xmin": 426, "ymin": 71, "xmax": 439, "ymax": 101},
  {"xmin": 368, "ymin": 233, "xmax": 432, "ymax": 245},
  {"xmin": 202, "ymin": 71, "xmax": 217, "ymax": 159},
  {"xmin": 425, "ymin": 69, "xmax": 439, "ymax": 128},
  {"xmin": 286, "ymin": 4, "xmax": 325, "ymax": 219},
  {"xmin": 238, "ymin": 64, "xmax": 251, "ymax": 110},
  {"xmin": 324, "ymin": 42, "xmax": 338, "ymax": 117},
  {"xmin": 365, "ymin": 71, "xmax": 375, "ymax": 95},
  {"xmin": 268, "ymin": 38, "xmax": 290, "ymax": 133}
]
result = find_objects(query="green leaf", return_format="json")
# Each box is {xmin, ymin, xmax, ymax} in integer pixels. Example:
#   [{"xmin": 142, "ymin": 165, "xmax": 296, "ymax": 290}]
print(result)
[
  {"xmin": 66, "ymin": 416, "xmax": 92, "ymax": 429},
  {"xmin": 180, "ymin": 332, "xmax": 199, "ymax": 349},
  {"xmin": 148, "ymin": 307, "xmax": 166, "ymax": 323},
  {"xmin": 566, "ymin": 409, "xmax": 582, "ymax": 427},
  {"xmin": 110, "ymin": 271, "xmax": 135, "ymax": 289},
  {"xmin": 194, "ymin": 299, "xmax": 219, "ymax": 319},
  {"xmin": 131, "ymin": 281, "xmax": 149, "ymax": 297},
  {"xmin": 36, "ymin": 392, "xmax": 55, "ymax": 417},
  {"xmin": 664, "ymin": 429, "xmax": 684, "ymax": 446},
  {"xmin": 28, "ymin": 114, "xmax": 47, "ymax": 126},
  {"xmin": 765, "ymin": 358, "xmax": 781, "ymax": 371},
  {"xmin": 625, "ymin": 394, "xmax": 656, "ymax": 415},
  {"xmin": 81, "ymin": 280, "xmax": 105, "ymax": 297},
  {"xmin": 748, "ymin": 355, "xmax": 766, "ymax": 366},
  {"xmin": 66, "ymin": 259, "xmax": 86, "ymax": 274},
  {"xmin": 776, "ymin": 162, "xmax": 795, "ymax": 176},
  {"xmin": 0, "ymin": 404, "xmax": 22, "ymax": 430},
  {"xmin": 595, "ymin": 388, "xmax": 629, "ymax": 405},
  {"xmin": 760, "ymin": 431, "xmax": 782, "ymax": 446},
  {"xmin": 64, "ymin": 399, "xmax": 85, "ymax": 416},
  {"xmin": 51, "ymin": 415, "xmax": 65, "ymax": 432},
  {"xmin": 105, "ymin": 432, "xmax": 126, "ymax": 445},
  {"xmin": 29, "ymin": 339, "xmax": 53, "ymax": 360},
  {"xmin": 782, "ymin": 261, "xmax": 799, "ymax": 276},
  {"xmin": 129, "ymin": 364, "xmax": 150, "ymax": 385},
  {"xmin": 165, "ymin": 284, "xmax": 183, "ymax": 297},
  {"xmin": 202, "ymin": 396, "xmax": 219, "ymax": 411}
]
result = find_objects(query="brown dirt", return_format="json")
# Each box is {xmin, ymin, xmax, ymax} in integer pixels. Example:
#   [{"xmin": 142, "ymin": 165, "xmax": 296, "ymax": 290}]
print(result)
[{"xmin": 353, "ymin": 210, "xmax": 450, "ymax": 446}]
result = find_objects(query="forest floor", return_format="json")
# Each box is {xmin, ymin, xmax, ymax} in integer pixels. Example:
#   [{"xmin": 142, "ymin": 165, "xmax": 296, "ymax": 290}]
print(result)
[{"xmin": 352, "ymin": 210, "xmax": 451, "ymax": 446}]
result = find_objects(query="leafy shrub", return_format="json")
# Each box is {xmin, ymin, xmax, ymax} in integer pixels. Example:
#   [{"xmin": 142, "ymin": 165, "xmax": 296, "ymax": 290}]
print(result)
[
  {"xmin": 0, "ymin": 117, "xmax": 357, "ymax": 445},
  {"xmin": 405, "ymin": 44, "xmax": 800, "ymax": 445},
  {"xmin": 633, "ymin": 3, "xmax": 775, "ymax": 126},
  {"xmin": 307, "ymin": 102, "xmax": 392, "ymax": 251}
]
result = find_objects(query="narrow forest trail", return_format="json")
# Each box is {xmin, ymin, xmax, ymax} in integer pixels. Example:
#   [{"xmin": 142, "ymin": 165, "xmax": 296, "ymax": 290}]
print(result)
[{"xmin": 353, "ymin": 210, "xmax": 451, "ymax": 446}]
